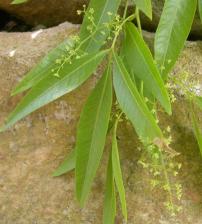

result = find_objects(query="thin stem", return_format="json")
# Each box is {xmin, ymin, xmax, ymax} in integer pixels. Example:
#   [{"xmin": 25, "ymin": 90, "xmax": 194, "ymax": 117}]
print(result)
[
  {"xmin": 159, "ymin": 151, "xmax": 175, "ymax": 214},
  {"xmin": 112, "ymin": 111, "xmax": 123, "ymax": 132},
  {"xmin": 111, "ymin": 13, "xmax": 136, "ymax": 50},
  {"xmin": 123, "ymin": 0, "xmax": 128, "ymax": 20},
  {"xmin": 135, "ymin": 8, "xmax": 142, "ymax": 37},
  {"xmin": 140, "ymin": 80, "xmax": 144, "ymax": 97},
  {"xmin": 55, "ymin": 25, "xmax": 107, "ymax": 74}
]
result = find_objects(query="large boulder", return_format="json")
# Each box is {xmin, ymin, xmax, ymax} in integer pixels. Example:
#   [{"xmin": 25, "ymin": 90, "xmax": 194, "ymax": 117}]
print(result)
[
  {"xmin": 0, "ymin": 22, "xmax": 202, "ymax": 223},
  {"xmin": 0, "ymin": 0, "xmax": 88, "ymax": 26},
  {"xmin": 0, "ymin": 0, "xmax": 202, "ymax": 38}
]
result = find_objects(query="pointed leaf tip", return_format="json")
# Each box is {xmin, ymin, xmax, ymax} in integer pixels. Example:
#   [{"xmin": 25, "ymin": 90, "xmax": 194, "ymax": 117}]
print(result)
[
  {"xmin": 53, "ymin": 150, "xmax": 76, "ymax": 177},
  {"xmin": 112, "ymin": 118, "xmax": 127, "ymax": 221},
  {"xmin": 2, "ymin": 50, "xmax": 107, "ymax": 131},
  {"xmin": 103, "ymin": 153, "xmax": 116, "ymax": 224},
  {"xmin": 133, "ymin": 0, "xmax": 152, "ymax": 19},
  {"xmin": 11, "ymin": 0, "xmax": 28, "ymax": 4},
  {"xmin": 11, "ymin": 39, "xmax": 74, "ymax": 95}
]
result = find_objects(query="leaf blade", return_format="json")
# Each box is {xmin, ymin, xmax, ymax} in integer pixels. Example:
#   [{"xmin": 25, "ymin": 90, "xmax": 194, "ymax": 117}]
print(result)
[
  {"xmin": 154, "ymin": 0, "xmax": 197, "ymax": 78},
  {"xmin": 191, "ymin": 108, "xmax": 202, "ymax": 156},
  {"xmin": 112, "ymin": 118, "xmax": 127, "ymax": 221},
  {"xmin": 12, "ymin": 39, "xmax": 74, "ymax": 95},
  {"xmin": 75, "ymin": 65, "xmax": 112, "ymax": 206},
  {"xmin": 79, "ymin": 0, "xmax": 121, "ymax": 53},
  {"xmin": 12, "ymin": 0, "xmax": 28, "ymax": 4},
  {"xmin": 52, "ymin": 115, "xmax": 115, "ymax": 178},
  {"xmin": 122, "ymin": 22, "xmax": 171, "ymax": 114},
  {"xmin": 52, "ymin": 150, "xmax": 76, "ymax": 177},
  {"xmin": 103, "ymin": 153, "xmax": 116, "ymax": 224},
  {"xmin": 199, "ymin": 0, "xmax": 202, "ymax": 23},
  {"xmin": 133, "ymin": 0, "xmax": 152, "ymax": 19},
  {"xmin": 113, "ymin": 54, "xmax": 163, "ymax": 142},
  {"xmin": 12, "ymin": 0, "xmax": 121, "ymax": 95},
  {"xmin": 1, "ymin": 50, "xmax": 107, "ymax": 131}
]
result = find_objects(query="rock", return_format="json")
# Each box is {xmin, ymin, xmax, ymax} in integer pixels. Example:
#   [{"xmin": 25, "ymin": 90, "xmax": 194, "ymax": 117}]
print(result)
[
  {"xmin": 0, "ymin": 0, "xmax": 88, "ymax": 27},
  {"xmin": 0, "ymin": 0, "xmax": 202, "ymax": 38},
  {"xmin": 0, "ymin": 22, "xmax": 202, "ymax": 223}
]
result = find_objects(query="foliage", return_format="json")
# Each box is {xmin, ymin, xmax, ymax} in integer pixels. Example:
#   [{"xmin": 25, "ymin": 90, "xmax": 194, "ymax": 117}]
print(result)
[
  {"xmin": 154, "ymin": 0, "xmax": 197, "ymax": 78},
  {"xmin": 2, "ymin": 0, "xmax": 202, "ymax": 222},
  {"xmin": 75, "ymin": 64, "xmax": 112, "ymax": 206},
  {"xmin": 12, "ymin": 0, "xmax": 28, "ymax": 4},
  {"xmin": 133, "ymin": 0, "xmax": 152, "ymax": 19},
  {"xmin": 199, "ymin": 0, "xmax": 202, "ymax": 22},
  {"xmin": 111, "ymin": 115, "xmax": 127, "ymax": 220},
  {"xmin": 103, "ymin": 152, "xmax": 116, "ymax": 224},
  {"xmin": 191, "ymin": 107, "xmax": 202, "ymax": 155}
]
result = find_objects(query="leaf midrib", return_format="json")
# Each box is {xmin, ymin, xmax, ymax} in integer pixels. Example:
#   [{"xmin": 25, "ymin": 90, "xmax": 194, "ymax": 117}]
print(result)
[
  {"xmin": 83, "ymin": 0, "xmax": 111, "ymax": 51},
  {"xmin": 80, "ymin": 67, "xmax": 110, "ymax": 202},
  {"xmin": 115, "ymin": 56, "xmax": 155, "ymax": 125},
  {"xmin": 157, "ymin": 0, "xmax": 180, "ymax": 67},
  {"xmin": 7, "ymin": 51, "xmax": 106, "ymax": 126},
  {"xmin": 114, "ymin": 55, "xmax": 162, "ymax": 137},
  {"xmin": 127, "ymin": 26, "xmax": 165, "ymax": 96},
  {"xmin": 22, "ymin": 52, "xmax": 105, "ymax": 106},
  {"xmin": 112, "ymin": 123, "xmax": 127, "ymax": 219},
  {"xmin": 14, "ymin": 41, "xmax": 73, "ymax": 93}
]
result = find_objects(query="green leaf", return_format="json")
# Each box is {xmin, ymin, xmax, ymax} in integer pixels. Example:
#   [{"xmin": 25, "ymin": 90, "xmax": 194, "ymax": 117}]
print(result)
[
  {"xmin": 103, "ymin": 153, "xmax": 116, "ymax": 224},
  {"xmin": 199, "ymin": 0, "xmax": 202, "ymax": 22},
  {"xmin": 133, "ymin": 0, "xmax": 152, "ymax": 19},
  {"xmin": 52, "ymin": 117, "xmax": 114, "ymax": 177},
  {"xmin": 12, "ymin": 0, "xmax": 121, "ymax": 95},
  {"xmin": 191, "ymin": 108, "xmax": 202, "ymax": 156},
  {"xmin": 79, "ymin": 0, "xmax": 121, "ymax": 53},
  {"xmin": 154, "ymin": 0, "xmax": 197, "ymax": 78},
  {"xmin": 0, "ymin": 50, "xmax": 107, "ymax": 132},
  {"xmin": 52, "ymin": 150, "xmax": 76, "ymax": 177},
  {"xmin": 122, "ymin": 22, "xmax": 171, "ymax": 114},
  {"xmin": 112, "ymin": 118, "xmax": 127, "ymax": 221},
  {"xmin": 113, "ymin": 53, "xmax": 163, "ymax": 142},
  {"xmin": 12, "ymin": 39, "xmax": 74, "ymax": 95},
  {"xmin": 12, "ymin": 0, "xmax": 28, "ymax": 4},
  {"xmin": 194, "ymin": 96, "xmax": 202, "ymax": 110},
  {"xmin": 75, "ymin": 65, "xmax": 112, "ymax": 206}
]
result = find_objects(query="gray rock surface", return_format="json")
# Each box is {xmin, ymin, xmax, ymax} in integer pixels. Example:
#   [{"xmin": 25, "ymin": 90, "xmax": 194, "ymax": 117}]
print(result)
[{"xmin": 0, "ymin": 22, "xmax": 202, "ymax": 223}]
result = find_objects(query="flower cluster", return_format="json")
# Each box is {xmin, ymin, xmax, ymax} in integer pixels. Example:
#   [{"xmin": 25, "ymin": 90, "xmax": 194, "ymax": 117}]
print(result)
[
  {"xmin": 51, "ymin": 7, "xmax": 124, "ymax": 78},
  {"xmin": 138, "ymin": 128, "xmax": 183, "ymax": 216},
  {"xmin": 167, "ymin": 71, "xmax": 201, "ymax": 102}
]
